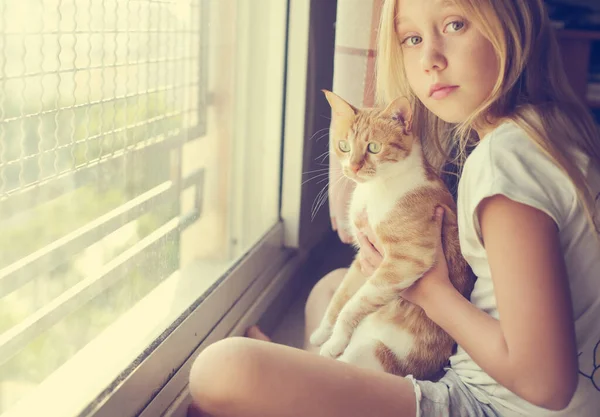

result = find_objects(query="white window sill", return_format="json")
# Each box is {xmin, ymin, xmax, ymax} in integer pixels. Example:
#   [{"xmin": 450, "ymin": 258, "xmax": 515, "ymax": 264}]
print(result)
[{"xmin": 3, "ymin": 223, "xmax": 294, "ymax": 417}]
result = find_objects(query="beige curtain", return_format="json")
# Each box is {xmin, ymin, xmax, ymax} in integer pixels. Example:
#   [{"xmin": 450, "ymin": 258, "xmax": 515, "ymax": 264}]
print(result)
[{"xmin": 328, "ymin": 0, "xmax": 384, "ymax": 240}]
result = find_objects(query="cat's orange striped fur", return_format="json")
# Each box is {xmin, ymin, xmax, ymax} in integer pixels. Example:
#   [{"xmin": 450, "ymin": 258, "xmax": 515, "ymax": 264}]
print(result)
[{"xmin": 311, "ymin": 90, "xmax": 475, "ymax": 380}]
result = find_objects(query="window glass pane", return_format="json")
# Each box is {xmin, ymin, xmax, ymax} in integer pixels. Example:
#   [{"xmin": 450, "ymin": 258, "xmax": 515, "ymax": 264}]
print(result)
[{"xmin": 0, "ymin": 0, "xmax": 284, "ymax": 413}]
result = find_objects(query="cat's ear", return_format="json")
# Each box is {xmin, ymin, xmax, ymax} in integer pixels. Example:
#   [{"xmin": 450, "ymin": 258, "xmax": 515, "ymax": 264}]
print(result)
[
  {"xmin": 322, "ymin": 90, "xmax": 357, "ymax": 120},
  {"xmin": 382, "ymin": 96, "xmax": 413, "ymax": 134}
]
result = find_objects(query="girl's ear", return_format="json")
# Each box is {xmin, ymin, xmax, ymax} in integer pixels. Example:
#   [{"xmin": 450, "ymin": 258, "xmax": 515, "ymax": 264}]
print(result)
[
  {"xmin": 382, "ymin": 96, "xmax": 413, "ymax": 134},
  {"xmin": 322, "ymin": 89, "xmax": 357, "ymax": 121}
]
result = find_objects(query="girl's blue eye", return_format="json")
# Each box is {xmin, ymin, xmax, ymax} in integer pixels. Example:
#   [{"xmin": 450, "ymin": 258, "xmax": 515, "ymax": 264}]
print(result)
[
  {"xmin": 446, "ymin": 20, "xmax": 465, "ymax": 32},
  {"xmin": 403, "ymin": 35, "xmax": 422, "ymax": 46}
]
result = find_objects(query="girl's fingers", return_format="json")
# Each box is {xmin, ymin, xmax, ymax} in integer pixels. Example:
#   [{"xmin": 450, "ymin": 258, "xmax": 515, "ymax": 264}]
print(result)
[
  {"xmin": 364, "ymin": 260, "xmax": 375, "ymax": 276},
  {"xmin": 358, "ymin": 251, "xmax": 375, "ymax": 276},
  {"xmin": 363, "ymin": 225, "xmax": 384, "ymax": 254},
  {"xmin": 435, "ymin": 206, "xmax": 445, "ymax": 227},
  {"xmin": 358, "ymin": 232, "xmax": 377, "ymax": 257},
  {"xmin": 434, "ymin": 207, "xmax": 447, "ymax": 262},
  {"xmin": 365, "ymin": 227, "xmax": 377, "ymax": 245},
  {"xmin": 339, "ymin": 228, "xmax": 353, "ymax": 244},
  {"xmin": 435, "ymin": 207, "xmax": 445, "ymax": 239},
  {"xmin": 356, "ymin": 234, "xmax": 375, "ymax": 275},
  {"xmin": 357, "ymin": 232, "xmax": 383, "ymax": 271},
  {"xmin": 356, "ymin": 231, "xmax": 369, "ymax": 247}
]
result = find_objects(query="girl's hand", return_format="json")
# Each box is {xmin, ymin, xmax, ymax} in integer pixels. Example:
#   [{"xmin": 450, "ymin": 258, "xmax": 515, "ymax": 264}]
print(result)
[
  {"xmin": 356, "ymin": 230, "xmax": 383, "ymax": 276},
  {"xmin": 332, "ymin": 216, "xmax": 353, "ymax": 244},
  {"xmin": 356, "ymin": 207, "xmax": 456, "ymax": 309},
  {"xmin": 400, "ymin": 207, "xmax": 456, "ymax": 310}
]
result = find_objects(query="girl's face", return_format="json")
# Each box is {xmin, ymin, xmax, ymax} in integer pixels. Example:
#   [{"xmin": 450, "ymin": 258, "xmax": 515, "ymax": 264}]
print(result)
[{"xmin": 396, "ymin": 0, "xmax": 500, "ymax": 124}]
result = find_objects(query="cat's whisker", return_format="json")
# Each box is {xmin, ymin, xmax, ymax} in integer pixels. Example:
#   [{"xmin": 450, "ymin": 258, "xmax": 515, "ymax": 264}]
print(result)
[
  {"xmin": 302, "ymin": 168, "xmax": 330, "ymax": 175},
  {"xmin": 311, "ymin": 133, "xmax": 330, "ymax": 144},
  {"xmin": 316, "ymin": 134, "xmax": 330, "ymax": 143},
  {"xmin": 303, "ymin": 168, "xmax": 343, "ymax": 189},
  {"xmin": 311, "ymin": 187, "xmax": 329, "ymax": 220},
  {"xmin": 308, "ymin": 127, "xmax": 330, "ymax": 141},
  {"xmin": 317, "ymin": 177, "xmax": 340, "ymax": 216},
  {"xmin": 311, "ymin": 179, "xmax": 333, "ymax": 220},
  {"xmin": 313, "ymin": 162, "xmax": 333, "ymax": 168},
  {"xmin": 311, "ymin": 174, "xmax": 346, "ymax": 221},
  {"xmin": 303, "ymin": 172, "xmax": 330, "ymax": 179},
  {"xmin": 306, "ymin": 169, "xmax": 349, "ymax": 209},
  {"xmin": 315, "ymin": 135, "xmax": 328, "ymax": 143},
  {"xmin": 302, "ymin": 172, "xmax": 330, "ymax": 186},
  {"xmin": 312, "ymin": 126, "xmax": 330, "ymax": 135},
  {"xmin": 315, "ymin": 150, "xmax": 330, "ymax": 163}
]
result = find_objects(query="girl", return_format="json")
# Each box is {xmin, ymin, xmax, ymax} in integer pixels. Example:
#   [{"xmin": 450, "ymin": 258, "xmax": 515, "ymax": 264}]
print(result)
[{"xmin": 188, "ymin": 0, "xmax": 600, "ymax": 416}]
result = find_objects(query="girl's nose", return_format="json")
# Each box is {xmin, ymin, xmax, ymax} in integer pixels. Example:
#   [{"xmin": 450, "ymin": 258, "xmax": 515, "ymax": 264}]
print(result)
[{"xmin": 421, "ymin": 40, "xmax": 447, "ymax": 73}]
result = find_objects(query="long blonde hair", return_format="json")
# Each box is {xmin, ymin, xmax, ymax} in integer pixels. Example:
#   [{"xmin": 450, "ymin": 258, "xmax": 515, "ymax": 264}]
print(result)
[{"xmin": 376, "ymin": 0, "xmax": 600, "ymax": 229}]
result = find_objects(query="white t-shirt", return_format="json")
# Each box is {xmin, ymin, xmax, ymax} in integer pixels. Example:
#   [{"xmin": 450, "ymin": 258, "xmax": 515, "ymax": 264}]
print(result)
[{"xmin": 450, "ymin": 122, "xmax": 600, "ymax": 416}]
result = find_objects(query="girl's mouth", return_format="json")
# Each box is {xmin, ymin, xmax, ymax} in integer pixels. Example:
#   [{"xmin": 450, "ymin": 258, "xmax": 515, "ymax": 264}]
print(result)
[{"xmin": 429, "ymin": 85, "xmax": 459, "ymax": 100}]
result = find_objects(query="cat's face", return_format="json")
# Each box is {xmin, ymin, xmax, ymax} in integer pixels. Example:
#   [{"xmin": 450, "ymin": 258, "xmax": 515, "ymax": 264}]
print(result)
[{"xmin": 324, "ymin": 91, "xmax": 415, "ymax": 183}]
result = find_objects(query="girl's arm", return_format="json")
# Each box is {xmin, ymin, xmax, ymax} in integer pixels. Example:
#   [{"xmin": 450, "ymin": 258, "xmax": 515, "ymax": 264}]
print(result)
[{"xmin": 424, "ymin": 195, "xmax": 579, "ymax": 411}]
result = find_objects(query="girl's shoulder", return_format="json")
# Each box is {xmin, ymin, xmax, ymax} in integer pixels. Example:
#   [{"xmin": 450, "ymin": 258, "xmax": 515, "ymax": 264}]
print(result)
[
  {"xmin": 459, "ymin": 121, "xmax": 579, "ymax": 228},
  {"xmin": 464, "ymin": 120, "xmax": 584, "ymax": 183},
  {"xmin": 465, "ymin": 122, "xmax": 548, "ymax": 170}
]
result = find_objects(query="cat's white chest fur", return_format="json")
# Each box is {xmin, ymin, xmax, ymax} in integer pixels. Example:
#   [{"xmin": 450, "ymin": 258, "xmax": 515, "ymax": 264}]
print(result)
[{"xmin": 348, "ymin": 160, "xmax": 427, "ymax": 240}]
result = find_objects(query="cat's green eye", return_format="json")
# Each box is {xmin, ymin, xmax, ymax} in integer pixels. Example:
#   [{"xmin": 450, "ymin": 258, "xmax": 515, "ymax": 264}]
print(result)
[
  {"xmin": 367, "ymin": 142, "xmax": 381, "ymax": 154},
  {"xmin": 339, "ymin": 140, "xmax": 351, "ymax": 153}
]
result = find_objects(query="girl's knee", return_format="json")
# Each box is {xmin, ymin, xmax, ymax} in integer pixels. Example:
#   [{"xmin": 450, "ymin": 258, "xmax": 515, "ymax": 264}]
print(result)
[
  {"xmin": 189, "ymin": 337, "xmax": 263, "ymax": 414},
  {"xmin": 306, "ymin": 268, "xmax": 346, "ymax": 310},
  {"xmin": 315, "ymin": 268, "xmax": 347, "ymax": 295}
]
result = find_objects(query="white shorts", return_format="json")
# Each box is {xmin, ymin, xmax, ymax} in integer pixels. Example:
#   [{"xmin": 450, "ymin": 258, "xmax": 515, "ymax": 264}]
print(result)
[{"xmin": 407, "ymin": 369, "xmax": 503, "ymax": 417}]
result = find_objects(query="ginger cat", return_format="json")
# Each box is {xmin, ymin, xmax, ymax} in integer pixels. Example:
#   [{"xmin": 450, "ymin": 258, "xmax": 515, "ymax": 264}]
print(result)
[{"xmin": 310, "ymin": 90, "xmax": 475, "ymax": 380}]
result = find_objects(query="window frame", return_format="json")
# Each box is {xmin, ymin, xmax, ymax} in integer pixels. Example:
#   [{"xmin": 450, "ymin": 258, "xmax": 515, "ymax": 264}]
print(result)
[
  {"xmin": 1, "ymin": 0, "xmax": 297, "ymax": 416},
  {"xmin": 1, "ymin": 0, "xmax": 338, "ymax": 414},
  {"xmin": 153, "ymin": 0, "xmax": 340, "ymax": 413}
]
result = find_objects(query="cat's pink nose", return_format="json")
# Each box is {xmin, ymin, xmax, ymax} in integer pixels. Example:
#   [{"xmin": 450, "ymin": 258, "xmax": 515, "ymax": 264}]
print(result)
[{"xmin": 350, "ymin": 163, "xmax": 362, "ymax": 173}]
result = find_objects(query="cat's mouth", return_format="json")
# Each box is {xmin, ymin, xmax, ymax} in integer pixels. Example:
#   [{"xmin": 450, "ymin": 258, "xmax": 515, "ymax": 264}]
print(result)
[{"xmin": 344, "ymin": 169, "xmax": 374, "ymax": 183}]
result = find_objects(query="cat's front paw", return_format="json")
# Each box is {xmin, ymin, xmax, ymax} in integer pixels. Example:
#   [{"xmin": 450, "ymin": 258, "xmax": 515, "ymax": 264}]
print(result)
[
  {"xmin": 319, "ymin": 332, "xmax": 350, "ymax": 359},
  {"xmin": 310, "ymin": 324, "xmax": 333, "ymax": 347}
]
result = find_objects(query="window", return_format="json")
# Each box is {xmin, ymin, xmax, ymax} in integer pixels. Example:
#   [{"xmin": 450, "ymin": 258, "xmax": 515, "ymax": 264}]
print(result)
[{"xmin": 0, "ymin": 0, "xmax": 289, "ymax": 415}]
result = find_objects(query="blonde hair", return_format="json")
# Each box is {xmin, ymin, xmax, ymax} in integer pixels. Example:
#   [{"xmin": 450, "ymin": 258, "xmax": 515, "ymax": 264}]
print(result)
[{"xmin": 376, "ymin": 0, "xmax": 600, "ymax": 230}]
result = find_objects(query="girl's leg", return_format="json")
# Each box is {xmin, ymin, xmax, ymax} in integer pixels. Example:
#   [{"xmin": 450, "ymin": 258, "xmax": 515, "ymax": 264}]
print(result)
[
  {"xmin": 245, "ymin": 325, "xmax": 271, "ymax": 342},
  {"xmin": 188, "ymin": 268, "xmax": 418, "ymax": 417},
  {"xmin": 188, "ymin": 337, "xmax": 417, "ymax": 417}
]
